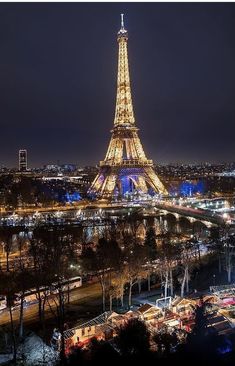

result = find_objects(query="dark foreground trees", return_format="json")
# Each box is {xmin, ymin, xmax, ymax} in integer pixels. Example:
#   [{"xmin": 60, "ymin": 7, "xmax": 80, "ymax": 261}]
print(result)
[{"xmin": 116, "ymin": 318, "xmax": 150, "ymax": 358}]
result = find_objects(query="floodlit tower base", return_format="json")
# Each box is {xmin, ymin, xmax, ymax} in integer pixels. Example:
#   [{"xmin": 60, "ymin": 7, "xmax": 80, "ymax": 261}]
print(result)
[{"xmin": 91, "ymin": 161, "xmax": 167, "ymax": 199}]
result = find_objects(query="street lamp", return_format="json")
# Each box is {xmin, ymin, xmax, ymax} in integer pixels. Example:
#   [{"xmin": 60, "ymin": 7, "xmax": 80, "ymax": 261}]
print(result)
[{"xmin": 213, "ymin": 274, "xmax": 216, "ymax": 286}]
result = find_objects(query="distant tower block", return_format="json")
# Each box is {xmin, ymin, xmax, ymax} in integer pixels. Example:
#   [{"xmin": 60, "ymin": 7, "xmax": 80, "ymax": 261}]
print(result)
[
  {"xmin": 19, "ymin": 149, "xmax": 27, "ymax": 171},
  {"xmin": 89, "ymin": 15, "xmax": 167, "ymax": 199}
]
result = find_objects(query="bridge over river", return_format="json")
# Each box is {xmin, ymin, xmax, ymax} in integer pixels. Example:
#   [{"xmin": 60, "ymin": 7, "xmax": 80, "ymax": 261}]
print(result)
[{"xmin": 151, "ymin": 202, "xmax": 227, "ymax": 227}]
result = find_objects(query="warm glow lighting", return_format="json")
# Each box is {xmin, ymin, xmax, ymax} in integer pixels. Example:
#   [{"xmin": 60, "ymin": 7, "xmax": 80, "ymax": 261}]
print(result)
[{"xmin": 88, "ymin": 17, "xmax": 167, "ymax": 199}]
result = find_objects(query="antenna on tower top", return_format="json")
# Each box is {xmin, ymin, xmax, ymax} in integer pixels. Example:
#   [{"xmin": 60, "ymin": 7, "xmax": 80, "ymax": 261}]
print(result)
[
  {"xmin": 121, "ymin": 13, "xmax": 124, "ymax": 30},
  {"xmin": 118, "ymin": 13, "xmax": 127, "ymax": 37}
]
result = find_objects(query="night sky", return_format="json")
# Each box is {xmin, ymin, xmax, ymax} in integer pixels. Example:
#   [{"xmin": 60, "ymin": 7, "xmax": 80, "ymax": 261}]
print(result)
[{"xmin": 0, "ymin": 2, "xmax": 235, "ymax": 168}]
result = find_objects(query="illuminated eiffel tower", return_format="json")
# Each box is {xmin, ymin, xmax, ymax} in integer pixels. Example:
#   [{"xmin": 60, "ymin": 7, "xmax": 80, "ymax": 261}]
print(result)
[{"xmin": 89, "ymin": 15, "xmax": 167, "ymax": 199}]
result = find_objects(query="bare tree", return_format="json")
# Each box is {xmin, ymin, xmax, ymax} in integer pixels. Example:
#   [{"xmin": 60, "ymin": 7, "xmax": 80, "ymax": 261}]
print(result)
[
  {"xmin": 123, "ymin": 243, "xmax": 146, "ymax": 308},
  {"xmin": 0, "ymin": 227, "xmax": 20, "ymax": 271},
  {"xmin": 144, "ymin": 227, "xmax": 158, "ymax": 292},
  {"xmin": 223, "ymin": 235, "xmax": 235, "ymax": 283},
  {"xmin": 158, "ymin": 241, "xmax": 180, "ymax": 299},
  {"xmin": 111, "ymin": 269, "xmax": 128, "ymax": 308},
  {"xmin": 81, "ymin": 237, "xmax": 122, "ymax": 312},
  {"xmin": 178, "ymin": 242, "xmax": 195, "ymax": 297}
]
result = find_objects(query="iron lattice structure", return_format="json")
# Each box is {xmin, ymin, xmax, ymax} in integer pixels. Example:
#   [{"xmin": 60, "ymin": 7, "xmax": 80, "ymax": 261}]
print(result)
[{"xmin": 89, "ymin": 15, "xmax": 168, "ymax": 199}]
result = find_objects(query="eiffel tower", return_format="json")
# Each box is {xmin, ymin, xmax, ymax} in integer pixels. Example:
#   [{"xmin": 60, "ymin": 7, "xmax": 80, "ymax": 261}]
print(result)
[{"xmin": 89, "ymin": 15, "xmax": 167, "ymax": 199}]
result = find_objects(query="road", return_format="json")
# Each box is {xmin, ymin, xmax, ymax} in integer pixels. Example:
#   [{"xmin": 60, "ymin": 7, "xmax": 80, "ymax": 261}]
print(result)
[
  {"xmin": 0, "ymin": 200, "xmax": 108, "ymax": 216},
  {"xmin": 0, "ymin": 281, "xmax": 102, "ymax": 326}
]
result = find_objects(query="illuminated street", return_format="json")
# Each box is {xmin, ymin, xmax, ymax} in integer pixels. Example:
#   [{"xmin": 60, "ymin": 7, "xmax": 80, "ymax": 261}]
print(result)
[{"xmin": 0, "ymin": 281, "xmax": 102, "ymax": 326}]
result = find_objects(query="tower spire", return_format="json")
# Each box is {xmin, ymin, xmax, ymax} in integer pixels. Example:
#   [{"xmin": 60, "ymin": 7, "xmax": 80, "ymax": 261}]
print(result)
[
  {"xmin": 115, "ymin": 14, "xmax": 134, "ymax": 126},
  {"xmin": 121, "ymin": 13, "xmax": 124, "ymax": 31},
  {"xmin": 118, "ymin": 13, "xmax": 128, "ymax": 37}
]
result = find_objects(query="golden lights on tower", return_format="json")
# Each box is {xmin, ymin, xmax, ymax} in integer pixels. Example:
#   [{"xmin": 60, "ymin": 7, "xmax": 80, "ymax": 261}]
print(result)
[{"xmin": 89, "ymin": 15, "xmax": 168, "ymax": 198}]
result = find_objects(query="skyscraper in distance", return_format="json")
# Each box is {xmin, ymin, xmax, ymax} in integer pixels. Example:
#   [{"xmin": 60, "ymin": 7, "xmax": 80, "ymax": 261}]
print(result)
[{"xmin": 19, "ymin": 149, "xmax": 27, "ymax": 171}]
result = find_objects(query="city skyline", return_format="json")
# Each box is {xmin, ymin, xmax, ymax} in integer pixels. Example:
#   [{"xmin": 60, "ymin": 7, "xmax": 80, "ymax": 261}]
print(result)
[{"xmin": 1, "ymin": 3, "xmax": 235, "ymax": 167}]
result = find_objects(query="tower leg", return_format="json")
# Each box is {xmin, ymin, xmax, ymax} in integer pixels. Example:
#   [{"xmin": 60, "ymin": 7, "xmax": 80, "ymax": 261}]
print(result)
[{"xmin": 144, "ymin": 167, "xmax": 168, "ymax": 195}]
